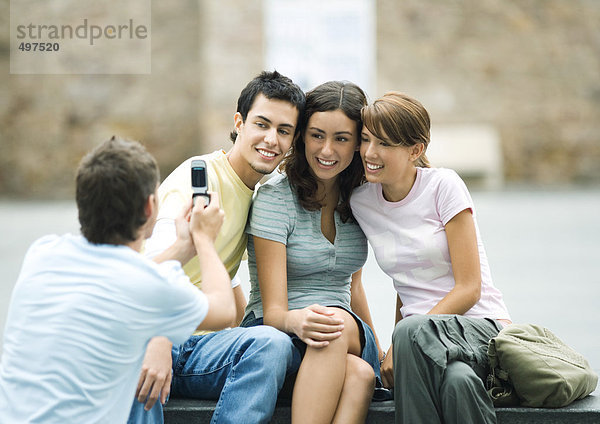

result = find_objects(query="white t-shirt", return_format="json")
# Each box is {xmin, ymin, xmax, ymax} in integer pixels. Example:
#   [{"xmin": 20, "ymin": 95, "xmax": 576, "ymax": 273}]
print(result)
[
  {"xmin": 0, "ymin": 234, "xmax": 208, "ymax": 424},
  {"xmin": 351, "ymin": 167, "xmax": 510, "ymax": 321}
]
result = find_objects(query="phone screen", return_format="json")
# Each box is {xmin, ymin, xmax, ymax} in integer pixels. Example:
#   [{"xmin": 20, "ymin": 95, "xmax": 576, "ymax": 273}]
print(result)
[{"xmin": 191, "ymin": 165, "xmax": 207, "ymax": 188}]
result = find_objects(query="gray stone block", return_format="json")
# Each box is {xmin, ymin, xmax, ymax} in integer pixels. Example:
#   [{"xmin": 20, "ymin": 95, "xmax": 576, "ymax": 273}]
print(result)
[{"xmin": 164, "ymin": 391, "xmax": 600, "ymax": 424}]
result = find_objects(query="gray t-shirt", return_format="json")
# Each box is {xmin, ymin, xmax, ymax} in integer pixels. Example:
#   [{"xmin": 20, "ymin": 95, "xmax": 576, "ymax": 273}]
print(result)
[{"xmin": 244, "ymin": 173, "xmax": 368, "ymax": 319}]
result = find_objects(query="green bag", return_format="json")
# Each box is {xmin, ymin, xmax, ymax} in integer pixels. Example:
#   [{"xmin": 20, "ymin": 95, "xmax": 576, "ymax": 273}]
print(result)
[{"xmin": 486, "ymin": 324, "xmax": 598, "ymax": 408}]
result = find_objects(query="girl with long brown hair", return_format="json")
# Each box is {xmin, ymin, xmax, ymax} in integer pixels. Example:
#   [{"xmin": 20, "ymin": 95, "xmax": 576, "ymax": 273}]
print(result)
[{"xmin": 242, "ymin": 81, "xmax": 385, "ymax": 423}]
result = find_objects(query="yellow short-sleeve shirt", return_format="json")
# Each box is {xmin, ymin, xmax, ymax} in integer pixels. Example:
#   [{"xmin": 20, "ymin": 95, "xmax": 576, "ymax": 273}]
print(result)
[{"xmin": 156, "ymin": 150, "xmax": 254, "ymax": 288}]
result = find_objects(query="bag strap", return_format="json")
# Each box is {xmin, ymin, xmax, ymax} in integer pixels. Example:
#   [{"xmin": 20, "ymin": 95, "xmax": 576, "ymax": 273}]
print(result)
[{"xmin": 486, "ymin": 335, "xmax": 520, "ymax": 406}]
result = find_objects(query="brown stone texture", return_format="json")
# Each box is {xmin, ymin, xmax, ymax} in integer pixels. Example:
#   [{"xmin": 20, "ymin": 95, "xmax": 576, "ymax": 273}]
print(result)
[
  {"xmin": 376, "ymin": 0, "xmax": 600, "ymax": 184},
  {"xmin": 1, "ymin": 0, "xmax": 598, "ymax": 198}
]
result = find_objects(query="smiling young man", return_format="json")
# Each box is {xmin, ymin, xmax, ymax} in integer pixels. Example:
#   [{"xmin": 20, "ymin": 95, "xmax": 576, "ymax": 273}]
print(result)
[{"xmin": 128, "ymin": 71, "xmax": 306, "ymax": 424}]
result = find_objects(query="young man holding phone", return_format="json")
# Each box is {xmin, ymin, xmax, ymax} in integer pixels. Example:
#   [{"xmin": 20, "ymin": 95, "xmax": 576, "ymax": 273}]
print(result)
[
  {"xmin": 0, "ymin": 137, "xmax": 234, "ymax": 423},
  {"xmin": 128, "ymin": 71, "xmax": 306, "ymax": 424}
]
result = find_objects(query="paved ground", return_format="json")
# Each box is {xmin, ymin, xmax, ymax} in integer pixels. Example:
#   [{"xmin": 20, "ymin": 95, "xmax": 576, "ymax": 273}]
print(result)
[{"xmin": 1, "ymin": 188, "xmax": 599, "ymax": 370}]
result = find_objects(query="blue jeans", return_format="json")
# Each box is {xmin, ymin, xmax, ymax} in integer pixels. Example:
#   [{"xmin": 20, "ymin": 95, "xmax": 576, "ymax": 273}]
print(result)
[{"xmin": 127, "ymin": 326, "xmax": 300, "ymax": 424}]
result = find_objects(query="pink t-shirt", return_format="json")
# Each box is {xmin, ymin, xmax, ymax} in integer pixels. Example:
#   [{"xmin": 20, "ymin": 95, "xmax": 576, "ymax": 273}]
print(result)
[{"xmin": 351, "ymin": 167, "xmax": 510, "ymax": 321}]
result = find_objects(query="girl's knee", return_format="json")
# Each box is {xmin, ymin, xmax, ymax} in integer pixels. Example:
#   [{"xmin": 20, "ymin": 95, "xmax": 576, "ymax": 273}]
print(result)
[
  {"xmin": 345, "ymin": 354, "xmax": 375, "ymax": 389},
  {"xmin": 393, "ymin": 314, "xmax": 431, "ymax": 334},
  {"xmin": 393, "ymin": 315, "xmax": 429, "ymax": 346},
  {"xmin": 442, "ymin": 361, "xmax": 481, "ymax": 393},
  {"xmin": 327, "ymin": 308, "xmax": 362, "ymax": 353},
  {"xmin": 329, "ymin": 308, "xmax": 357, "ymax": 329}
]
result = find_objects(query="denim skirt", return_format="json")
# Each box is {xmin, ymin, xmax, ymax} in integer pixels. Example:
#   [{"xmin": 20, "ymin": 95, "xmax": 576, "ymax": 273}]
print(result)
[{"xmin": 241, "ymin": 307, "xmax": 392, "ymax": 401}]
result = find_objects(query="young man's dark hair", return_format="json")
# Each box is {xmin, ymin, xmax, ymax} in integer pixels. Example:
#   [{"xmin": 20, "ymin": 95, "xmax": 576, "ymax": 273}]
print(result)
[
  {"xmin": 76, "ymin": 136, "xmax": 160, "ymax": 245},
  {"xmin": 229, "ymin": 70, "xmax": 306, "ymax": 142}
]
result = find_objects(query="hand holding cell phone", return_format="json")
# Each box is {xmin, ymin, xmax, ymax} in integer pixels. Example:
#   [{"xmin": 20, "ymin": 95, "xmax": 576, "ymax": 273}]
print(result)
[{"xmin": 190, "ymin": 191, "xmax": 223, "ymax": 243}]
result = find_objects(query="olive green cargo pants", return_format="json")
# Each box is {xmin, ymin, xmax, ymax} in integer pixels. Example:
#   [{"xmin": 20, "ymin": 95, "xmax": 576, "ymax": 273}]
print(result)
[{"xmin": 393, "ymin": 315, "xmax": 502, "ymax": 424}]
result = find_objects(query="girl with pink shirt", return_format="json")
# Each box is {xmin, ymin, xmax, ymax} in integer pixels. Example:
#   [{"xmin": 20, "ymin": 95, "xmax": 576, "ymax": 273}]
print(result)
[{"xmin": 350, "ymin": 92, "xmax": 511, "ymax": 424}]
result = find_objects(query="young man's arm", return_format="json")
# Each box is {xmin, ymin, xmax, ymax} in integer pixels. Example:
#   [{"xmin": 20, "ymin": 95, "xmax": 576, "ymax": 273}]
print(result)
[
  {"xmin": 188, "ymin": 192, "xmax": 235, "ymax": 330},
  {"xmin": 150, "ymin": 199, "xmax": 196, "ymax": 266},
  {"xmin": 136, "ymin": 194, "xmax": 235, "ymax": 411},
  {"xmin": 155, "ymin": 192, "xmax": 235, "ymax": 327}
]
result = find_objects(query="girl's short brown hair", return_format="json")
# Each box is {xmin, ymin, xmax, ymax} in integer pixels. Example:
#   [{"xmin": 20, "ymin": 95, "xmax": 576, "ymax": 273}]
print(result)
[{"xmin": 361, "ymin": 92, "xmax": 431, "ymax": 168}]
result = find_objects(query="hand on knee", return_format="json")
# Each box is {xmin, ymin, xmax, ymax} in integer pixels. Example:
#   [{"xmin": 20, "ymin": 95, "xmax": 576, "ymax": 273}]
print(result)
[{"xmin": 327, "ymin": 309, "xmax": 362, "ymax": 355}]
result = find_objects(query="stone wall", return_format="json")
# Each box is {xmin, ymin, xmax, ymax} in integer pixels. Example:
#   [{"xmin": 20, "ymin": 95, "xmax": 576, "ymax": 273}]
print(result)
[
  {"xmin": 1, "ymin": 0, "xmax": 598, "ymax": 198},
  {"xmin": 376, "ymin": 0, "xmax": 600, "ymax": 183},
  {"xmin": 1, "ymin": 0, "xmax": 205, "ymax": 198},
  {"xmin": 198, "ymin": 0, "xmax": 265, "ymax": 154}
]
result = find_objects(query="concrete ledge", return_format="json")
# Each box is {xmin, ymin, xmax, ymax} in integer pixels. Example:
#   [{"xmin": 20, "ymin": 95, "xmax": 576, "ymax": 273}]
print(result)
[
  {"xmin": 427, "ymin": 124, "xmax": 504, "ymax": 189},
  {"xmin": 164, "ymin": 391, "xmax": 600, "ymax": 424}
]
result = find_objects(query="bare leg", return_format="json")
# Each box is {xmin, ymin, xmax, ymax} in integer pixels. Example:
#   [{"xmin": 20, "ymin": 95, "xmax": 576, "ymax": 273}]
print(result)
[
  {"xmin": 332, "ymin": 354, "xmax": 375, "ymax": 424},
  {"xmin": 291, "ymin": 309, "xmax": 372, "ymax": 424}
]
